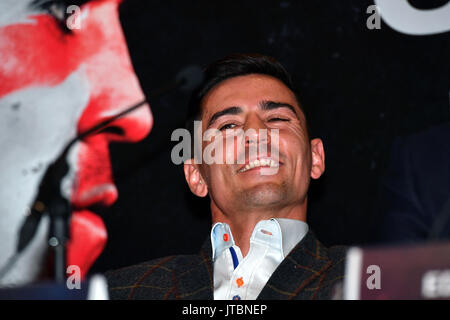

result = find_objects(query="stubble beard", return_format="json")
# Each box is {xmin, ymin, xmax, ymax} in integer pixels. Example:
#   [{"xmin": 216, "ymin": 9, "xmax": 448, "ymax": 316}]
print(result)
[{"xmin": 237, "ymin": 181, "xmax": 290, "ymax": 211}]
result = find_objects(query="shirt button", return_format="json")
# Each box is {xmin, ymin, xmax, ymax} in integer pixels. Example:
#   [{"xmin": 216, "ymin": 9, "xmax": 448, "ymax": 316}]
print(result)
[
  {"xmin": 232, "ymin": 295, "xmax": 241, "ymax": 300},
  {"xmin": 236, "ymin": 277, "xmax": 244, "ymax": 288}
]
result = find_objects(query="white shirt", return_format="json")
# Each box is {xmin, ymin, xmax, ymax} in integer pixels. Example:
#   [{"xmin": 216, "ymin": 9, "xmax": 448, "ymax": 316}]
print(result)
[{"xmin": 211, "ymin": 218, "xmax": 309, "ymax": 300}]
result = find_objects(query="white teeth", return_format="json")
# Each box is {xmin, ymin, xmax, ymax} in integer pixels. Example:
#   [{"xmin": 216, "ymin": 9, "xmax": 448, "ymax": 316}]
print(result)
[
  {"xmin": 239, "ymin": 159, "xmax": 279, "ymax": 173},
  {"xmin": 270, "ymin": 160, "xmax": 279, "ymax": 168}
]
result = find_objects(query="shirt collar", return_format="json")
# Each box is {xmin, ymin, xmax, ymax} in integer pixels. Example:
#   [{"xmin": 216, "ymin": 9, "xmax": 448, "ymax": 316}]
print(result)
[{"xmin": 210, "ymin": 218, "xmax": 309, "ymax": 261}]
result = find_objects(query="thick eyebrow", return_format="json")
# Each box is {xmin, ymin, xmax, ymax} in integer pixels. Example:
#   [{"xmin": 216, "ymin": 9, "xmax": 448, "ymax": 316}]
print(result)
[
  {"xmin": 206, "ymin": 100, "xmax": 299, "ymax": 128},
  {"xmin": 259, "ymin": 100, "xmax": 299, "ymax": 119},
  {"xmin": 207, "ymin": 106, "xmax": 242, "ymax": 128}
]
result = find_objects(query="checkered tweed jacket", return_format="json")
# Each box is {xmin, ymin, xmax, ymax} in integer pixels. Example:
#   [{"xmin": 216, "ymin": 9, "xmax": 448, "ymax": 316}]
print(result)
[{"xmin": 105, "ymin": 230, "xmax": 347, "ymax": 300}]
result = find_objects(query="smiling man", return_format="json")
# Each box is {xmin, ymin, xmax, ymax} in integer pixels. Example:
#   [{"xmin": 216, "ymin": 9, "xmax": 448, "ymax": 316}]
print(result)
[{"xmin": 106, "ymin": 54, "xmax": 346, "ymax": 300}]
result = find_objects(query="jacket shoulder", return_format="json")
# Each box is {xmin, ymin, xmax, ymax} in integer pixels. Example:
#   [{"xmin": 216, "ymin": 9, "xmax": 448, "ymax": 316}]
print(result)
[
  {"xmin": 317, "ymin": 244, "xmax": 347, "ymax": 299},
  {"xmin": 328, "ymin": 245, "xmax": 348, "ymax": 263},
  {"xmin": 327, "ymin": 245, "xmax": 348, "ymax": 276},
  {"xmin": 105, "ymin": 254, "xmax": 202, "ymax": 300}
]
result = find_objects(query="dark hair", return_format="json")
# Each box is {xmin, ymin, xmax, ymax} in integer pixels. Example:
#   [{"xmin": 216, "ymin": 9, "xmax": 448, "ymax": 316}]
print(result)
[{"xmin": 185, "ymin": 53, "xmax": 310, "ymax": 156}]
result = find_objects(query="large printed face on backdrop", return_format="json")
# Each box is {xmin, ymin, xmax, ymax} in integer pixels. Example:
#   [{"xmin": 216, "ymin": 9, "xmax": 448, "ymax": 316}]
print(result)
[{"xmin": 0, "ymin": 0, "xmax": 152, "ymax": 285}]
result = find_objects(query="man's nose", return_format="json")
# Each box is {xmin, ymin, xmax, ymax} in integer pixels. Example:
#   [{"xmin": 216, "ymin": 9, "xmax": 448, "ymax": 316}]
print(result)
[
  {"xmin": 243, "ymin": 114, "xmax": 271, "ymax": 146},
  {"xmin": 75, "ymin": 0, "xmax": 153, "ymax": 144}
]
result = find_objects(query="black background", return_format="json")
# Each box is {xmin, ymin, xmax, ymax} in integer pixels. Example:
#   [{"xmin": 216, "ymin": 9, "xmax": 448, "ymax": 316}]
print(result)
[{"xmin": 90, "ymin": 0, "xmax": 450, "ymax": 273}]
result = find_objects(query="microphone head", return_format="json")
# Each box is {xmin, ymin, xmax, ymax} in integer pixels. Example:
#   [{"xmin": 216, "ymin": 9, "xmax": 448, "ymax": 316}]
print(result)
[{"xmin": 176, "ymin": 65, "xmax": 204, "ymax": 93}]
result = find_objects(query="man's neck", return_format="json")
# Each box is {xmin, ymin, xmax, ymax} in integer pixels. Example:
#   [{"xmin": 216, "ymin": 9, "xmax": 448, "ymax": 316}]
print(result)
[{"xmin": 210, "ymin": 202, "xmax": 307, "ymax": 257}]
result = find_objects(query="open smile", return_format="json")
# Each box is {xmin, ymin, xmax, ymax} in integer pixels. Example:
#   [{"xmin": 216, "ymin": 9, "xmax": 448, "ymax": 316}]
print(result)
[{"xmin": 238, "ymin": 158, "xmax": 281, "ymax": 173}]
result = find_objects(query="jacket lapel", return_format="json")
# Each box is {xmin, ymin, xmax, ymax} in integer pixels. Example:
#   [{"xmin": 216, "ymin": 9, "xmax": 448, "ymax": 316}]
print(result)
[
  {"xmin": 257, "ymin": 230, "xmax": 332, "ymax": 300},
  {"xmin": 174, "ymin": 231, "xmax": 333, "ymax": 300}
]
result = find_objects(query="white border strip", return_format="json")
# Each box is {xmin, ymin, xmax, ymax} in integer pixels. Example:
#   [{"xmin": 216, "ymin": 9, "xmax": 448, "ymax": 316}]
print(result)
[{"xmin": 343, "ymin": 247, "xmax": 363, "ymax": 300}]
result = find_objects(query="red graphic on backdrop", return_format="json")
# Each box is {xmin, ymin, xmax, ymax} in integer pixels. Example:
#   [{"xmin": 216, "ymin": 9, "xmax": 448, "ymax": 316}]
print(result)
[{"xmin": 0, "ymin": 0, "xmax": 152, "ymax": 280}]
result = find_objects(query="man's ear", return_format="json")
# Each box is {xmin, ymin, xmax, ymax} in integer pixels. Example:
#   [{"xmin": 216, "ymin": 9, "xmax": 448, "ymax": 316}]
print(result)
[
  {"xmin": 310, "ymin": 138, "xmax": 325, "ymax": 179},
  {"xmin": 184, "ymin": 159, "xmax": 208, "ymax": 197}
]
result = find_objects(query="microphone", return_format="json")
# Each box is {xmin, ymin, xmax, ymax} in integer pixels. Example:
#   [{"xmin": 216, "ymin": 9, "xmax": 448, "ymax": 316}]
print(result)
[{"xmin": 0, "ymin": 65, "xmax": 204, "ymax": 283}]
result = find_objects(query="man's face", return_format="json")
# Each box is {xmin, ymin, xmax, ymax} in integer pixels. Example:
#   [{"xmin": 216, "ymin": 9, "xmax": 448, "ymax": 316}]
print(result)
[
  {"xmin": 190, "ymin": 74, "xmax": 324, "ymax": 215},
  {"xmin": 0, "ymin": 0, "xmax": 152, "ymax": 285}
]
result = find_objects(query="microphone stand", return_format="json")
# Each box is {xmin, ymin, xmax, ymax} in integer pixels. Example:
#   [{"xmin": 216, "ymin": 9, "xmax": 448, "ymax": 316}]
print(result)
[
  {"xmin": 25, "ymin": 141, "xmax": 73, "ymax": 283},
  {"xmin": 45, "ymin": 153, "xmax": 71, "ymax": 283},
  {"xmin": 12, "ymin": 99, "xmax": 147, "ymax": 283},
  {"xmin": 35, "ymin": 99, "xmax": 147, "ymax": 283}
]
